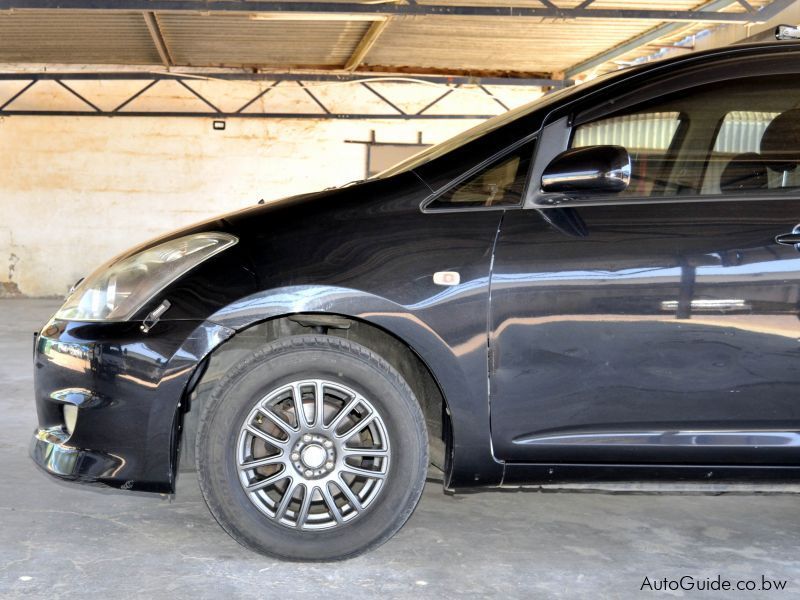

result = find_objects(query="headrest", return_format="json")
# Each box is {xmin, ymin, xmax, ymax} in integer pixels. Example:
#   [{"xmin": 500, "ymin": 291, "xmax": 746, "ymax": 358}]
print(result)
[
  {"xmin": 760, "ymin": 108, "xmax": 800, "ymax": 172},
  {"xmin": 719, "ymin": 152, "xmax": 768, "ymax": 193}
]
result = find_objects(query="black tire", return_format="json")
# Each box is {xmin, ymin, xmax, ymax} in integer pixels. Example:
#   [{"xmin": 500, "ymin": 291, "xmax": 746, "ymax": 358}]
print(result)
[{"xmin": 195, "ymin": 334, "xmax": 429, "ymax": 561}]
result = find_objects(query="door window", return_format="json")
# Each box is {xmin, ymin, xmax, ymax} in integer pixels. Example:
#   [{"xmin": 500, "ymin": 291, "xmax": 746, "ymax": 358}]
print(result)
[
  {"xmin": 569, "ymin": 76, "xmax": 800, "ymax": 199},
  {"xmin": 701, "ymin": 111, "xmax": 780, "ymax": 194},
  {"xmin": 572, "ymin": 112, "xmax": 681, "ymax": 197}
]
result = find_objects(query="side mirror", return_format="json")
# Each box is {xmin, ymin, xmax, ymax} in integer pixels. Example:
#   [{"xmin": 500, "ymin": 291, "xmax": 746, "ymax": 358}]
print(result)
[{"xmin": 541, "ymin": 145, "xmax": 631, "ymax": 195}]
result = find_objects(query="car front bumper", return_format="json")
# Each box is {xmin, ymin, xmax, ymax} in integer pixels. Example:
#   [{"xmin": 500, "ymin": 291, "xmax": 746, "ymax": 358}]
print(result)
[
  {"xmin": 30, "ymin": 426, "xmax": 125, "ymax": 487},
  {"xmin": 30, "ymin": 317, "xmax": 234, "ymax": 492}
]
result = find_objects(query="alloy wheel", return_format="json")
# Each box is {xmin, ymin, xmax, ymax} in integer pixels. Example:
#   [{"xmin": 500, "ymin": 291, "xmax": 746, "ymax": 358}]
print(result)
[{"xmin": 236, "ymin": 379, "xmax": 391, "ymax": 531}]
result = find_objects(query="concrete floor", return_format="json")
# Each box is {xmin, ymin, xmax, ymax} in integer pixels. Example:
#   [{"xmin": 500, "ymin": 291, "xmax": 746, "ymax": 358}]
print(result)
[{"xmin": 2, "ymin": 299, "xmax": 800, "ymax": 599}]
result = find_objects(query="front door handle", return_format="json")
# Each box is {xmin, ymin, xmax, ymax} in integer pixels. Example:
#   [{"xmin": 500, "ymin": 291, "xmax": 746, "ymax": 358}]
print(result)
[{"xmin": 776, "ymin": 225, "xmax": 800, "ymax": 250}]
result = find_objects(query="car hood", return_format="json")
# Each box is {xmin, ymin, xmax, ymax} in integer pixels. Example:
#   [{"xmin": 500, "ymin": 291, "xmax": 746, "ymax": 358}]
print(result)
[{"xmin": 110, "ymin": 171, "xmax": 428, "ymax": 266}]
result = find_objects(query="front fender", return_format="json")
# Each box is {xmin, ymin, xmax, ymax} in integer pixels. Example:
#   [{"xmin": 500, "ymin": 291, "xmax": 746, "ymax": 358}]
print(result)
[{"xmin": 196, "ymin": 285, "xmax": 502, "ymax": 488}]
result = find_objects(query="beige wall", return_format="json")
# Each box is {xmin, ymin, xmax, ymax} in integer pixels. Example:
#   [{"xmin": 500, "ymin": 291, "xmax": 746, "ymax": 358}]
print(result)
[{"xmin": 0, "ymin": 80, "xmax": 540, "ymax": 297}]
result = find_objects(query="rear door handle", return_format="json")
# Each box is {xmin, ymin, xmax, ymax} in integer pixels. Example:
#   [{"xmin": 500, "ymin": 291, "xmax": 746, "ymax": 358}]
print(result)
[{"xmin": 776, "ymin": 225, "xmax": 800, "ymax": 249}]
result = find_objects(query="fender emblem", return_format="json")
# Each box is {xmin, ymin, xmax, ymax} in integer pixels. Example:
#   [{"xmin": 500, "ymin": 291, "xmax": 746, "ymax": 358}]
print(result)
[{"xmin": 433, "ymin": 271, "xmax": 460, "ymax": 286}]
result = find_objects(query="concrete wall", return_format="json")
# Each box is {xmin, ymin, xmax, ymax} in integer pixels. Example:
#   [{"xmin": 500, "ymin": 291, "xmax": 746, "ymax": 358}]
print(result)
[{"xmin": 0, "ymin": 80, "xmax": 540, "ymax": 297}]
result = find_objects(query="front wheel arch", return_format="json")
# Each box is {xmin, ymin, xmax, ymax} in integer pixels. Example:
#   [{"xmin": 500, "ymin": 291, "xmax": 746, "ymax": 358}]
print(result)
[
  {"xmin": 195, "ymin": 333, "xmax": 429, "ymax": 560},
  {"xmin": 178, "ymin": 312, "xmax": 452, "ymax": 484}
]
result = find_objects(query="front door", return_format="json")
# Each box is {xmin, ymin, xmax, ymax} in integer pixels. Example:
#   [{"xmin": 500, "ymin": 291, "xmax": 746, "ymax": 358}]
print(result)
[{"xmin": 489, "ymin": 73, "xmax": 800, "ymax": 465}]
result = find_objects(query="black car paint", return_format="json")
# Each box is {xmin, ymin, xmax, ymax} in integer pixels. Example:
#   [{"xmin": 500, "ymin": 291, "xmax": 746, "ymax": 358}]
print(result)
[
  {"xmin": 491, "ymin": 200, "xmax": 800, "ymax": 465},
  {"xmin": 31, "ymin": 42, "xmax": 800, "ymax": 494},
  {"xmin": 33, "ymin": 319, "xmax": 233, "ymax": 491},
  {"xmin": 33, "ymin": 174, "xmax": 508, "ymax": 490}
]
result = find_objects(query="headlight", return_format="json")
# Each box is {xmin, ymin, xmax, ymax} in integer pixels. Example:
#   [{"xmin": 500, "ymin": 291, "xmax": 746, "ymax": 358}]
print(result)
[{"xmin": 55, "ymin": 232, "xmax": 238, "ymax": 322}]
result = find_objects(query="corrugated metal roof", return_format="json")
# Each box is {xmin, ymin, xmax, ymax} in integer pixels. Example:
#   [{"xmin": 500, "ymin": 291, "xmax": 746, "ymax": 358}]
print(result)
[
  {"xmin": 157, "ymin": 14, "xmax": 371, "ymax": 67},
  {"xmin": 0, "ymin": 13, "xmax": 160, "ymax": 64},
  {"xmin": 366, "ymin": 16, "xmax": 659, "ymax": 73},
  {"xmin": 580, "ymin": 0, "xmax": 774, "ymax": 75},
  {"xmin": 0, "ymin": 0, "xmax": 782, "ymax": 77}
]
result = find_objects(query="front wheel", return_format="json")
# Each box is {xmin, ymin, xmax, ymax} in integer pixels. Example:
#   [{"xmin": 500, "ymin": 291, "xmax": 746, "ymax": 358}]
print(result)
[{"xmin": 196, "ymin": 334, "xmax": 429, "ymax": 561}]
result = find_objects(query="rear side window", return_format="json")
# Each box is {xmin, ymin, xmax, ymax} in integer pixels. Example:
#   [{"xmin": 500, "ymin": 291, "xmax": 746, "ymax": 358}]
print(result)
[{"xmin": 426, "ymin": 140, "xmax": 535, "ymax": 210}]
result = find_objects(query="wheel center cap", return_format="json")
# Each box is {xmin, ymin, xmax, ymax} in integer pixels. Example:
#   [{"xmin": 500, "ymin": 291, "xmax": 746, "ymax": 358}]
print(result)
[
  {"xmin": 292, "ymin": 433, "xmax": 336, "ymax": 479},
  {"xmin": 301, "ymin": 444, "xmax": 327, "ymax": 469}
]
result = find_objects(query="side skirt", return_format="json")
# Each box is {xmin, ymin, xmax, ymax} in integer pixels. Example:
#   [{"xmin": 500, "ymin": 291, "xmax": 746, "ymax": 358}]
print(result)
[{"xmin": 502, "ymin": 463, "xmax": 800, "ymax": 488}]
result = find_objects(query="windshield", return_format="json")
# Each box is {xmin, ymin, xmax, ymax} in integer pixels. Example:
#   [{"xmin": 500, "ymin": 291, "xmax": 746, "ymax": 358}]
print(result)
[{"xmin": 375, "ymin": 70, "xmax": 633, "ymax": 179}]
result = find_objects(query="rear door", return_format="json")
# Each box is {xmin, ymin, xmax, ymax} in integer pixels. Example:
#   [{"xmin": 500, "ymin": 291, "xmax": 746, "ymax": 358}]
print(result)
[{"xmin": 489, "ymin": 72, "xmax": 800, "ymax": 465}]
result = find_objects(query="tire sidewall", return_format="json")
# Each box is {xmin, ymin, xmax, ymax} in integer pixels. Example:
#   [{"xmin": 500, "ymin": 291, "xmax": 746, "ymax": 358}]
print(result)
[{"xmin": 197, "ymin": 335, "xmax": 428, "ymax": 561}]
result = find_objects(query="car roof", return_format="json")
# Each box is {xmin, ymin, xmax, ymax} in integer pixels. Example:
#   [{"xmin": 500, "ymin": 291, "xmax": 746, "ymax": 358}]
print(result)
[{"xmin": 596, "ymin": 40, "xmax": 800, "ymax": 82}]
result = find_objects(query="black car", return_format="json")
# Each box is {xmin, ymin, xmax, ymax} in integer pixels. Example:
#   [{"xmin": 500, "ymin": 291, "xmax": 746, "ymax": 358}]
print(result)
[{"xmin": 31, "ymin": 40, "xmax": 800, "ymax": 561}]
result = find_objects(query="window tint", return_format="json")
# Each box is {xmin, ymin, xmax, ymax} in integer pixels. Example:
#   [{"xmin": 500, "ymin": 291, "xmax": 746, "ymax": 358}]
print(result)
[
  {"xmin": 573, "ymin": 112, "xmax": 681, "ymax": 150},
  {"xmin": 702, "ymin": 111, "xmax": 778, "ymax": 194},
  {"xmin": 570, "ymin": 76, "xmax": 800, "ymax": 199},
  {"xmin": 713, "ymin": 111, "xmax": 779, "ymax": 153},
  {"xmin": 572, "ymin": 112, "xmax": 681, "ymax": 196},
  {"xmin": 426, "ymin": 140, "xmax": 535, "ymax": 209}
]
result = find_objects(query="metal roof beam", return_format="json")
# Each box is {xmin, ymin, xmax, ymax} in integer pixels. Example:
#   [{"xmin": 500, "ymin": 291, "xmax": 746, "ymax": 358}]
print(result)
[
  {"xmin": 344, "ymin": 17, "xmax": 391, "ymax": 71},
  {"xmin": 0, "ymin": 71, "xmax": 510, "ymax": 119},
  {"xmin": 0, "ymin": 71, "xmax": 569, "ymax": 88},
  {"xmin": 0, "ymin": 110, "xmax": 500, "ymax": 119},
  {"xmin": 142, "ymin": 11, "xmax": 173, "ymax": 66},
  {"xmin": 564, "ymin": 0, "xmax": 793, "ymax": 78},
  {"xmin": 0, "ymin": 1, "xmax": 779, "ymax": 24}
]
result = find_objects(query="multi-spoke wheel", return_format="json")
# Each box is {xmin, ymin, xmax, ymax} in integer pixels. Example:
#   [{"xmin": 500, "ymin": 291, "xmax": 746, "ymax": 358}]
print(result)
[
  {"xmin": 196, "ymin": 335, "xmax": 428, "ymax": 561},
  {"xmin": 237, "ymin": 379, "xmax": 390, "ymax": 530}
]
